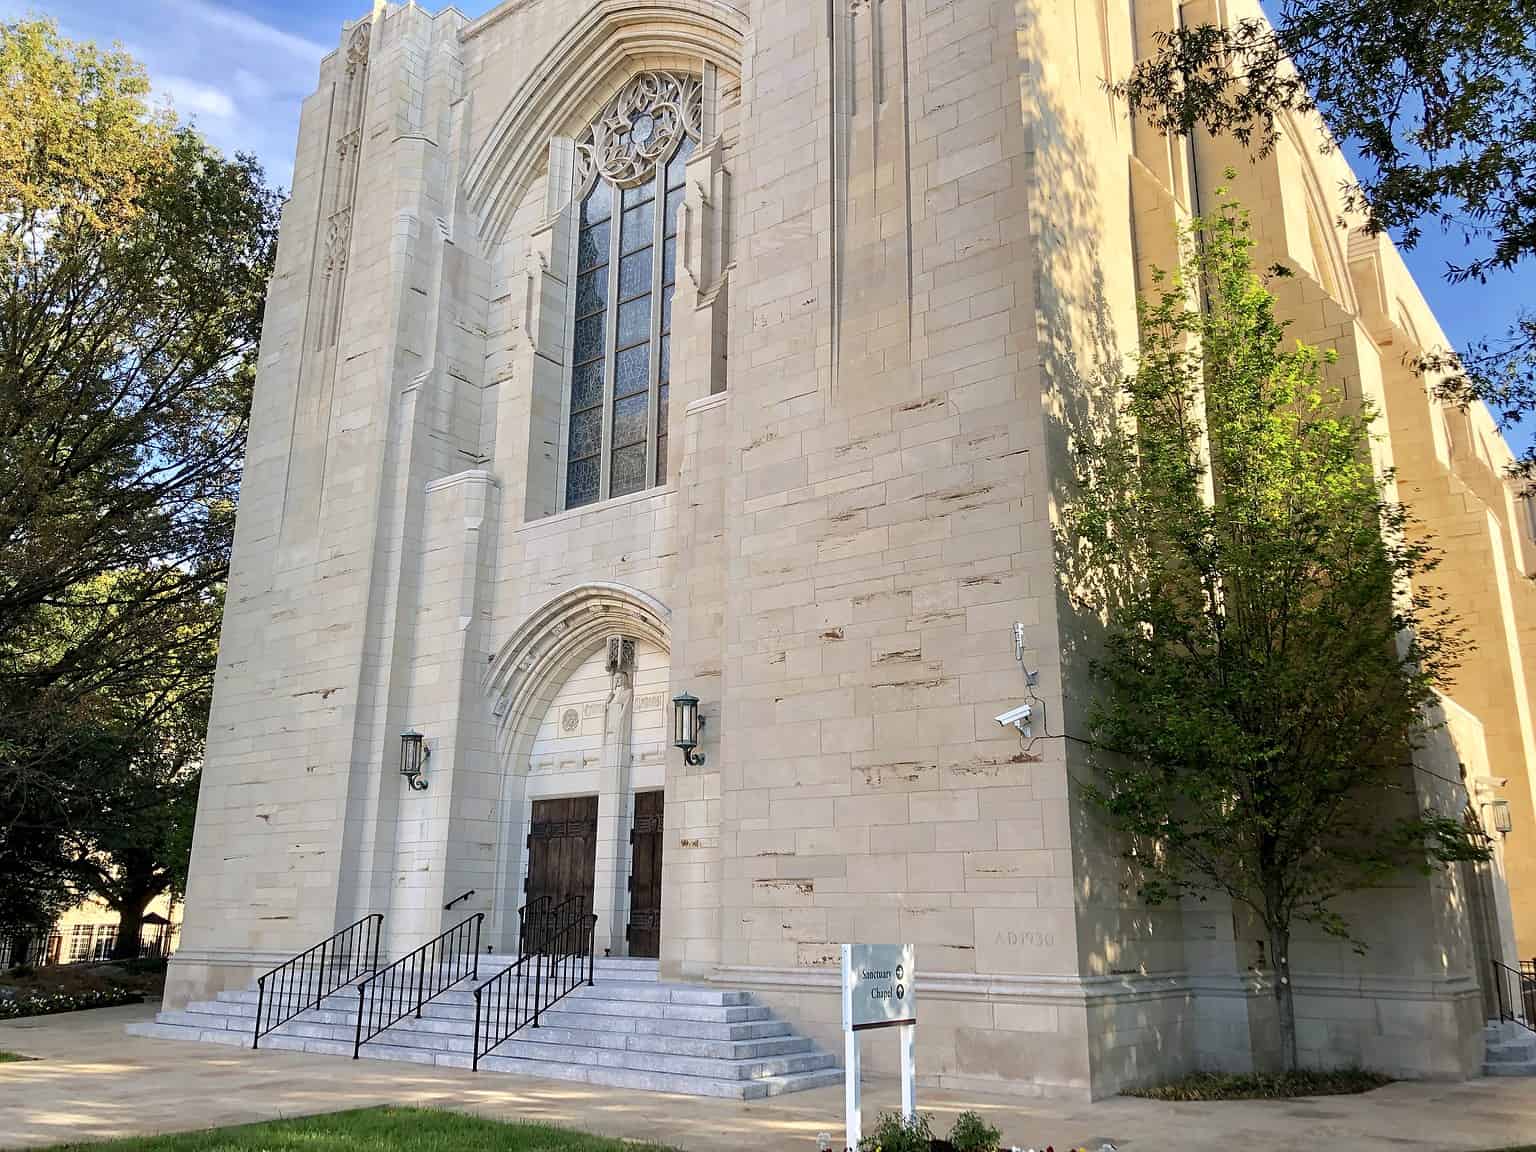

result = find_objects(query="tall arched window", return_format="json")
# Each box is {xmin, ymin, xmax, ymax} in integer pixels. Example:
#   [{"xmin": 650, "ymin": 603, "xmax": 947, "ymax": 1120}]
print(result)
[{"xmin": 564, "ymin": 73, "xmax": 701, "ymax": 509}]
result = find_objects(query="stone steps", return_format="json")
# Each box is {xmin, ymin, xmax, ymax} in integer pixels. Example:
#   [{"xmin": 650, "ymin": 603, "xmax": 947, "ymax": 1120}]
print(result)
[
  {"xmin": 126, "ymin": 957, "xmax": 839, "ymax": 1098},
  {"xmin": 1482, "ymin": 1021, "xmax": 1536, "ymax": 1076}
]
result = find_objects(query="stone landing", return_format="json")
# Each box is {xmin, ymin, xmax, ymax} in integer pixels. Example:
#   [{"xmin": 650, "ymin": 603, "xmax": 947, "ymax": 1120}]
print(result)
[{"xmin": 127, "ymin": 957, "xmax": 840, "ymax": 1099}]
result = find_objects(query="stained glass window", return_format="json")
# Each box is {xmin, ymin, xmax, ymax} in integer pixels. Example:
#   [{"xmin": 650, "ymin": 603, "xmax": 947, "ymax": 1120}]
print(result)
[
  {"xmin": 562, "ymin": 73, "xmax": 701, "ymax": 510},
  {"xmin": 564, "ymin": 180, "xmax": 610, "ymax": 509}
]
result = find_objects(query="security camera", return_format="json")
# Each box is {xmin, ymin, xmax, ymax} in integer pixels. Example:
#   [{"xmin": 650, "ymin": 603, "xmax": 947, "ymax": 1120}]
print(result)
[{"xmin": 995, "ymin": 703, "xmax": 1033, "ymax": 732}]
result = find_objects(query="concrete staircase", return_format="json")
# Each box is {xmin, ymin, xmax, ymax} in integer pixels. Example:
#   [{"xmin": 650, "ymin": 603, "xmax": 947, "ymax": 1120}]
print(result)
[
  {"xmin": 127, "ymin": 956, "xmax": 841, "ymax": 1099},
  {"xmin": 1483, "ymin": 1019, "xmax": 1536, "ymax": 1076}
]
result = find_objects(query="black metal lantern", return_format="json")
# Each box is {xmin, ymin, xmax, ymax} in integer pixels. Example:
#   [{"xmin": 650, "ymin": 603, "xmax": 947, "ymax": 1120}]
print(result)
[
  {"xmin": 400, "ymin": 729, "xmax": 431, "ymax": 791},
  {"xmin": 672, "ymin": 691, "xmax": 706, "ymax": 766}
]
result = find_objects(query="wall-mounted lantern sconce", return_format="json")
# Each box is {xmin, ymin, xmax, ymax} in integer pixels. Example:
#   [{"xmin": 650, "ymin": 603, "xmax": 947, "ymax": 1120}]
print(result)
[
  {"xmin": 1490, "ymin": 799, "xmax": 1514, "ymax": 835},
  {"xmin": 400, "ymin": 729, "xmax": 431, "ymax": 791},
  {"xmin": 672, "ymin": 692, "xmax": 706, "ymax": 766}
]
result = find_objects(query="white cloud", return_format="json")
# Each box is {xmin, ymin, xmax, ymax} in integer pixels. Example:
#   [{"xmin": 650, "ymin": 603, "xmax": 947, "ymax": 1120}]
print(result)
[
  {"xmin": 158, "ymin": 74, "xmax": 237, "ymax": 121},
  {"xmin": 161, "ymin": 0, "xmax": 328, "ymax": 65}
]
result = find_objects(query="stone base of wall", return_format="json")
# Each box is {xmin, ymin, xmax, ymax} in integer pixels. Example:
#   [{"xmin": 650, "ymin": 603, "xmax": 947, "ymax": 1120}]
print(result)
[
  {"xmin": 163, "ymin": 950, "xmax": 292, "ymax": 1012},
  {"xmin": 1293, "ymin": 975, "xmax": 1486, "ymax": 1080},
  {"xmin": 163, "ymin": 949, "xmax": 1485, "ymax": 1090},
  {"xmin": 701, "ymin": 963, "xmax": 1488, "ymax": 1099}
]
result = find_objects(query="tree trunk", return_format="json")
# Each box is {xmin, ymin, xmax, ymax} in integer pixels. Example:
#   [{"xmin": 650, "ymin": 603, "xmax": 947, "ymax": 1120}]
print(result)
[
  {"xmin": 1268, "ymin": 921, "xmax": 1298, "ymax": 1071},
  {"xmin": 110, "ymin": 890, "xmax": 154, "ymax": 961}
]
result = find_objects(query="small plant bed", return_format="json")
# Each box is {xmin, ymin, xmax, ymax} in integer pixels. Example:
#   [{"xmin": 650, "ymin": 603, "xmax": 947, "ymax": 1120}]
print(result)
[
  {"xmin": 858, "ymin": 1110, "xmax": 1010, "ymax": 1152},
  {"xmin": 0, "ymin": 957, "xmax": 163, "ymax": 1019},
  {"xmin": 0, "ymin": 988, "xmax": 143, "ymax": 1019},
  {"xmin": 1124, "ymin": 1068, "xmax": 1392, "ymax": 1101},
  {"xmin": 26, "ymin": 1106, "xmax": 678, "ymax": 1152},
  {"xmin": 0, "ymin": 1050, "xmax": 33, "ymax": 1061}
]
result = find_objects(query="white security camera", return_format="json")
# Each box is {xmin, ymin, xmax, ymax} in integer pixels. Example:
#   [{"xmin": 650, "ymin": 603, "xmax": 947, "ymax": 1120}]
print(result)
[{"xmin": 995, "ymin": 703, "xmax": 1033, "ymax": 732}]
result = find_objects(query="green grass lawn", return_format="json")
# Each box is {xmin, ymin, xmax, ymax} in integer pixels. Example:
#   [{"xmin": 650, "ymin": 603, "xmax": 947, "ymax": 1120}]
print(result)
[{"xmin": 26, "ymin": 1107, "xmax": 677, "ymax": 1152}]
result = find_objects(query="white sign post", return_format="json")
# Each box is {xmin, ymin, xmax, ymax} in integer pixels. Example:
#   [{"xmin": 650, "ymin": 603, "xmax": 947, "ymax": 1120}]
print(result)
[{"xmin": 840, "ymin": 943, "xmax": 916, "ymax": 1151}]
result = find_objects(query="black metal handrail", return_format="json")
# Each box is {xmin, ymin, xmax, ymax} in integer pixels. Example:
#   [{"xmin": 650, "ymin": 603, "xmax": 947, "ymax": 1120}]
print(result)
[
  {"xmin": 471, "ymin": 899, "xmax": 595, "ymax": 1070},
  {"xmin": 443, "ymin": 889, "xmax": 476, "ymax": 911},
  {"xmin": 1492, "ymin": 958, "xmax": 1536, "ymax": 1033},
  {"xmin": 518, "ymin": 894, "xmax": 552, "ymax": 954},
  {"xmin": 352, "ymin": 913, "xmax": 483, "ymax": 1057},
  {"xmin": 253, "ymin": 914, "xmax": 382, "ymax": 1049}
]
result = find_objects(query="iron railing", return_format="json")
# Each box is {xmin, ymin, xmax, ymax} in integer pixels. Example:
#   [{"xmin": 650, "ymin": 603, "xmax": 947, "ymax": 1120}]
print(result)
[
  {"xmin": 518, "ymin": 894, "xmax": 551, "ymax": 953},
  {"xmin": 1493, "ymin": 958, "xmax": 1536, "ymax": 1033},
  {"xmin": 253, "ymin": 914, "xmax": 382, "ymax": 1049},
  {"xmin": 471, "ymin": 897, "xmax": 596, "ymax": 1070},
  {"xmin": 352, "ymin": 913, "xmax": 483, "ymax": 1057}
]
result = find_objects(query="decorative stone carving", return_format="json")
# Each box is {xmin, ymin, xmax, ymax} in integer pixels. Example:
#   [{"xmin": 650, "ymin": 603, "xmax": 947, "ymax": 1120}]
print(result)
[
  {"xmin": 605, "ymin": 669, "xmax": 633, "ymax": 747},
  {"xmin": 575, "ymin": 72, "xmax": 703, "ymax": 189},
  {"xmin": 345, "ymin": 22, "xmax": 371, "ymax": 75},
  {"xmin": 323, "ymin": 208, "xmax": 352, "ymax": 278},
  {"xmin": 606, "ymin": 635, "xmax": 637, "ymax": 675}
]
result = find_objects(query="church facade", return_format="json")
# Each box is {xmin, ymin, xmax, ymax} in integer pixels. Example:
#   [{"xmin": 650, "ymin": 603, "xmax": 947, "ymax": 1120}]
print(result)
[{"xmin": 167, "ymin": 0, "xmax": 1536, "ymax": 1097}]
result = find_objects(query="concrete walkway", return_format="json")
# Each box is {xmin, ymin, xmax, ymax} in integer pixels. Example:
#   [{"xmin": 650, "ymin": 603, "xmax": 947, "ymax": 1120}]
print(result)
[{"xmin": 3, "ymin": 1003, "xmax": 1535, "ymax": 1152}]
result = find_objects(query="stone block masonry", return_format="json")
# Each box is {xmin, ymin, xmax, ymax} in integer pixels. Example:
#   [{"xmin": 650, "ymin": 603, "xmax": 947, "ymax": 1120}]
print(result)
[{"xmin": 165, "ymin": 0, "xmax": 1533, "ymax": 1099}]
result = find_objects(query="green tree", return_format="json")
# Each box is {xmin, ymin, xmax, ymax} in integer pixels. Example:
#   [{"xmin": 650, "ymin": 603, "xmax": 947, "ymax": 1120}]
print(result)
[
  {"xmin": 1114, "ymin": 1, "xmax": 1536, "ymax": 475},
  {"xmin": 29, "ymin": 572, "xmax": 217, "ymax": 958},
  {"xmin": 0, "ymin": 18, "xmax": 278, "ymax": 944},
  {"xmin": 1061, "ymin": 194, "xmax": 1487, "ymax": 1070}
]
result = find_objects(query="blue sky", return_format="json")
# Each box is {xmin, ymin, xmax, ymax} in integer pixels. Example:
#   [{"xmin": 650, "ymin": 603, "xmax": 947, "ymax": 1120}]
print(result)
[{"xmin": 6, "ymin": 0, "xmax": 1530, "ymax": 451}]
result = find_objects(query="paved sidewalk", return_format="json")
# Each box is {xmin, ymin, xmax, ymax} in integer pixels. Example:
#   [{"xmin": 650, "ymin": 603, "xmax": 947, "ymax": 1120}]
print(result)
[{"xmin": 3, "ymin": 1003, "xmax": 1535, "ymax": 1152}]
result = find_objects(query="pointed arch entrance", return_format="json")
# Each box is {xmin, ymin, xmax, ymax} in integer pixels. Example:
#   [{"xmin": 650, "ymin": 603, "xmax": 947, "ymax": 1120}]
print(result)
[{"xmin": 487, "ymin": 583, "xmax": 672, "ymax": 956}]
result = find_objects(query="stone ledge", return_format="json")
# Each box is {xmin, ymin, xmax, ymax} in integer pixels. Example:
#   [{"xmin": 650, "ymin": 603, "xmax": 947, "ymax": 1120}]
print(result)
[
  {"xmin": 697, "ymin": 962, "xmax": 1486, "ymax": 1008},
  {"xmin": 425, "ymin": 468, "xmax": 500, "ymax": 493}
]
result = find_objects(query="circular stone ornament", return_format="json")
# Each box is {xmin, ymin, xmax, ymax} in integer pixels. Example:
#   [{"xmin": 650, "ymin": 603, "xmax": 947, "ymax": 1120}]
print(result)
[{"xmin": 561, "ymin": 708, "xmax": 581, "ymax": 733}]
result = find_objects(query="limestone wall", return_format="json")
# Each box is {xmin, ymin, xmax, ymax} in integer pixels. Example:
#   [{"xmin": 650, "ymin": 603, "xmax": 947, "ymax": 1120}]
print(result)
[{"xmin": 168, "ymin": 0, "xmax": 1510, "ymax": 1096}]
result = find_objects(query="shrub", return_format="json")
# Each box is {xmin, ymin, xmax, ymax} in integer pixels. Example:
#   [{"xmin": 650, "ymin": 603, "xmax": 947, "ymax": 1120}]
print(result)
[
  {"xmin": 857, "ymin": 1111, "xmax": 934, "ymax": 1152},
  {"xmin": 948, "ymin": 1112, "xmax": 1001, "ymax": 1152},
  {"xmin": 0, "ymin": 988, "xmax": 142, "ymax": 1019},
  {"xmin": 1125, "ymin": 1068, "xmax": 1391, "ymax": 1101}
]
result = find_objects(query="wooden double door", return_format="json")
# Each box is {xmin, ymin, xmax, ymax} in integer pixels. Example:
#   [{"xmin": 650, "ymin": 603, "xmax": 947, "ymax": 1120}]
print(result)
[
  {"xmin": 627, "ymin": 791, "xmax": 664, "ymax": 959},
  {"xmin": 525, "ymin": 795, "xmax": 597, "ymax": 953},
  {"xmin": 523, "ymin": 791, "xmax": 664, "ymax": 959}
]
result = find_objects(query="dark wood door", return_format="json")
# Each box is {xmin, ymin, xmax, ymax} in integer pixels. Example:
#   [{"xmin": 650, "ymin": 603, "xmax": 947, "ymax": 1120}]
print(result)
[
  {"xmin": 525, "ymin": 796, "xmax": 598, "ymax": 949},
  {"xmin": 627, "ymin": 791, "xmax": 664, "ymax": 958}
]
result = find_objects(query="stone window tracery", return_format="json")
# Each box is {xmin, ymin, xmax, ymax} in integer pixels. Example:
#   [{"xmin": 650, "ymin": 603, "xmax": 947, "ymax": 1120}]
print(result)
[{"xmin": 563, "ymin": 73, "xmax": 701, "ymax": 509}]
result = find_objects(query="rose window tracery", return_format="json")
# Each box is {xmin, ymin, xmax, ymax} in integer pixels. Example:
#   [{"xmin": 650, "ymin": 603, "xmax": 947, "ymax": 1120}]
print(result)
[{"xmin": 575, "ymin": 72, "xmax": 703, "ymax": 190}]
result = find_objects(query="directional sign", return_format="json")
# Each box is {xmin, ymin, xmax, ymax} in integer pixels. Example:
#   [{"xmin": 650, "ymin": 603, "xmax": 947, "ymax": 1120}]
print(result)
[
  {"xmin": 841, "ymin": 942, "xmax": 916, "ymax": 1031},
  {"xmin": 841, "ymin": 943, "xmax": 917, "ymax": 1149}
]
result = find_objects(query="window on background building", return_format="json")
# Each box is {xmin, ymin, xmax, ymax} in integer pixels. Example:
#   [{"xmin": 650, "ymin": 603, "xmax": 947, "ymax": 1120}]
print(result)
[
  {"xmin": 92, "ymin": 926, "xmax": 116, "ymax": 960},
  {"xmin": 564, "ymin": 73, "xmax": 700, "ymax": 510},
  {"xmin": 68, "ymin": 924, "xmax": 92, "ymax": 962}
]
